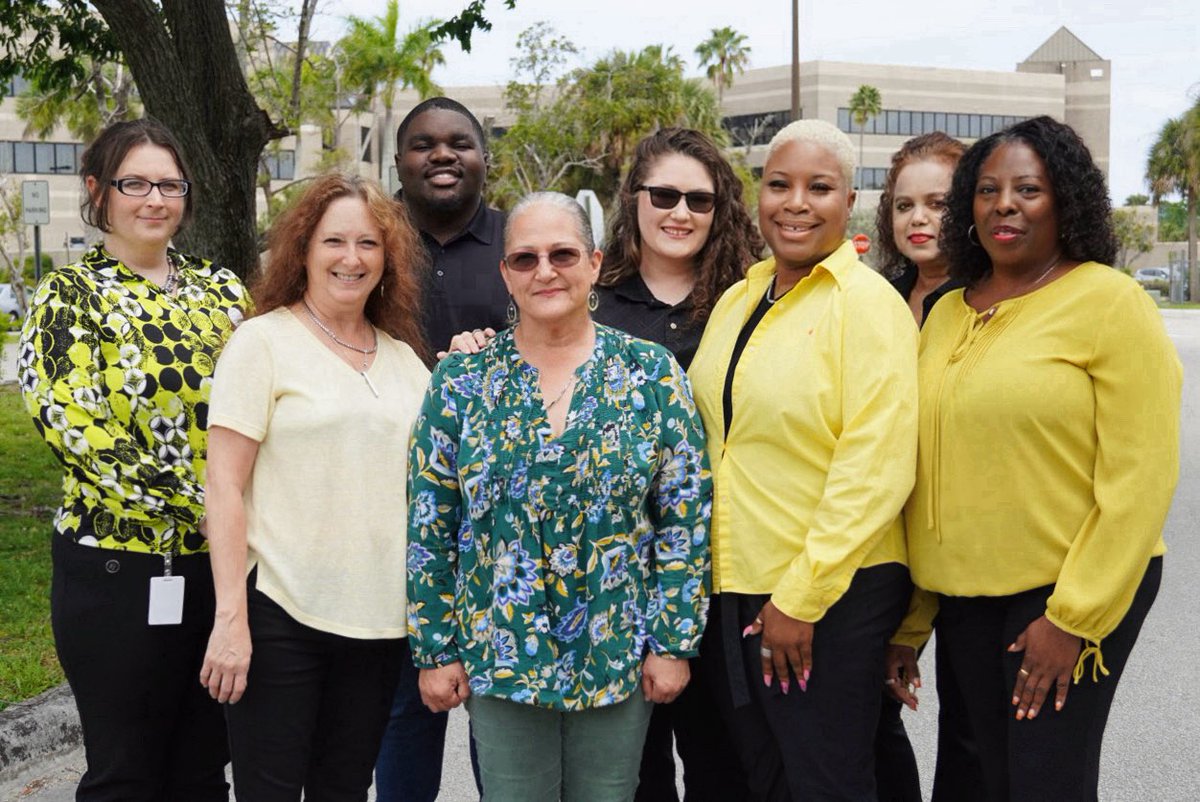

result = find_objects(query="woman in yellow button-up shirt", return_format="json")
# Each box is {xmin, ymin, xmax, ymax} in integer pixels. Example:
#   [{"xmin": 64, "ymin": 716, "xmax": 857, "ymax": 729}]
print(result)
[
  {"xmin": 689, "ymin": 119, "xmax": 918, "ymax": 800},
  {"xmin": 905, "ymin": 116, "xmax": 1181, "ymax": 801}
]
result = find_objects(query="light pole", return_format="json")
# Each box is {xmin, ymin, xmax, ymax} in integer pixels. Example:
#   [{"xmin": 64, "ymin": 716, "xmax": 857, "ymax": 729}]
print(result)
[{"xmin": 791, "ymin": 0, "xmax": 800, "ymax": 121}]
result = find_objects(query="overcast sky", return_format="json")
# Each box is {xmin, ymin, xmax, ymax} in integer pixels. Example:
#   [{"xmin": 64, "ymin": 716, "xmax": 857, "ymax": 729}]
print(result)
[{"xmin": 314, "ymin": 0, "xmax": 1199, "ymax": 204}]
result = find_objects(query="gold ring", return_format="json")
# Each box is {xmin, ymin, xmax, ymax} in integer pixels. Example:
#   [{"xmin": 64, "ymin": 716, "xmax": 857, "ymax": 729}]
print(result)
[{"xmin": 1018, "ymin": 667, "xmax": 1030, "ymax": 676}]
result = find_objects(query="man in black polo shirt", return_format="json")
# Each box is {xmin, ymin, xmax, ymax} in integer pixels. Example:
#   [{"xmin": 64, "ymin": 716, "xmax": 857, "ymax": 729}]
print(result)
[
  {"xmin": 392, "ymin": 96, "xmax": 508, "ymax": 364},
  {"xmin": 374, "ymin": 97, "xmax": 504, "ymax": 801}
]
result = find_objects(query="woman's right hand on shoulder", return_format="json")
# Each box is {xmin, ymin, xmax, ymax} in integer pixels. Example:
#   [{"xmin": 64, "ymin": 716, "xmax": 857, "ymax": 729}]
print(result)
[
  {"xmin": 437, "ymin": 328, "xmax": 496, "ymax": 360},
  {"xmin": 200, "ymin": 613, "xmax": 252, "ymax": 704},
  {"xmin": 418, "ymin": 662, "xmax": 471, "ymax": 712}
]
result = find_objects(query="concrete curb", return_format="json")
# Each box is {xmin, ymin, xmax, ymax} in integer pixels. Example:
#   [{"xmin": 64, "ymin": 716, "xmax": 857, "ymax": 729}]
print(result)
[{"xmin": 0, "ymin": 684, "xmax": 81, "ymax": 789}]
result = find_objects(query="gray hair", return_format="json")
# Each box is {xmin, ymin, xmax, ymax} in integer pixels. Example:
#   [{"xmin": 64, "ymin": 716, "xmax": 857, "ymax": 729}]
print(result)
[
  {"xmin": 766, "ymin": 119, "xmax": 857, "ymax": 186},
  {"xmin": 505, "ymin": 191, "xmax": 595, "ymax": 251}
]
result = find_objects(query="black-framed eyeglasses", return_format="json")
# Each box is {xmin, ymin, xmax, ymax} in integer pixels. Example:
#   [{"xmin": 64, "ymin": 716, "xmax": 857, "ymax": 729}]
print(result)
[
  {"xmin": 636, "ymin": 185, "xmax": 716, "ymax": 214},
  {"xmin": 504, "ymin": 247, "xmax": 583, "ymax": 272},
  {"xmin": 109, "ymin": 178, "xmax": 191, "ymax": 198}
]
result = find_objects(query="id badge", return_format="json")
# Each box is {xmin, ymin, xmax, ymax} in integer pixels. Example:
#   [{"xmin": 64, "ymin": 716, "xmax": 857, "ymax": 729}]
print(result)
[{"xmin": 148, "ymin": 576, "xmax": 185, "ymax": 625}]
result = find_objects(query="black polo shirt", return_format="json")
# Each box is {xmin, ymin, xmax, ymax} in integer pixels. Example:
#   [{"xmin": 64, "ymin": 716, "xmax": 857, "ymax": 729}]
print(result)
[
  {"xmin": 412, "ymin": 200, "xmax": 509, "ymax": 363},
  {"xmin": 888, "ymin": 264, "xmax": 963, "ymax": 328},
  {"xmin": 594, "ymin": 274, "xmax": 702, "ymax": 370}
]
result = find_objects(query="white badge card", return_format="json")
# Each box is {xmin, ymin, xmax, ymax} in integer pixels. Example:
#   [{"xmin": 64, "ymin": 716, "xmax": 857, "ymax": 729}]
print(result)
[{"xmin": 148, "ymin": 576, "xmax": 185, "ymax": 625}]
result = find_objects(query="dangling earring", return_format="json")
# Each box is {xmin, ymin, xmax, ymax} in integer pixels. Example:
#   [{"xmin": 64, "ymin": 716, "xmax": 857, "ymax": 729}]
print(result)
[
  {"xmin": 968, "ymin": 224, "xmax": 981, "ymax": 247},
  {"xmin": 379, "ymin": 277, "xmax": 385, "ymax": 297},
  {"xmin": 506, "ymin": 296, "xmax": 519, "ymax": 325},
  {"xmin": 587, "ymin": 288, "xmax": 599, "ymax": 312}
]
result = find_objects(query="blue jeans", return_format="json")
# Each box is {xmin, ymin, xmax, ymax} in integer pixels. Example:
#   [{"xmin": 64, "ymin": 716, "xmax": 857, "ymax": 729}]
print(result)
[{"xmin": 373, "ymin": 639, "xmax": 451, "ymax": 802}]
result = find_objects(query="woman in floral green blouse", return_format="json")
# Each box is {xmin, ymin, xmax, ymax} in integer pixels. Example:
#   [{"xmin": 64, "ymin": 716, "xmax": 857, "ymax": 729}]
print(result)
[
  {"xmin": 407, "ymin": 192, "xmax": 712, "ymax": 801},
  {"xmin": 19, "ymin": 119, "xmax": 247, "ymax": 800}
]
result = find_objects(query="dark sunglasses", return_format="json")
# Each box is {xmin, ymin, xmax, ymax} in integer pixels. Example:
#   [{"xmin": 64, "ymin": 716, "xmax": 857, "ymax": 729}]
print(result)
[
  {"xmin": 504, "ymin": 247, "xmax": 584, "ymax": 272},
  {"xmin": 637, "ymin": 185, "xmax": 716, "ymax": 214}
]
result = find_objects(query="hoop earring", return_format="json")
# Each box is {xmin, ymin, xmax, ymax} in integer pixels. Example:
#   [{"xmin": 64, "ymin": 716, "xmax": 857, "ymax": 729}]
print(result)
[
  {"xmin": 506, "ymin": 297, "xmax": 519, "ymax": 325},
  {"xmin": 968, "ymin": 224, "xmax": 981, "ymax": 247},
  {"xmin": 587, "ymin": 288, "xmax": 599, "ymax": 312}
]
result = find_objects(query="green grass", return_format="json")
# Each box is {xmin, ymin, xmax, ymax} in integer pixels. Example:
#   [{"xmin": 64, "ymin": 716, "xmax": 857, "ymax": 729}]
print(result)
[
  {"xmin": 0, "ymin": 384, "xmax": 64, "ymax": 710},
  {"xmin": 1159, "ymin": 302, "xmax": 1200, "ymax": 309}
]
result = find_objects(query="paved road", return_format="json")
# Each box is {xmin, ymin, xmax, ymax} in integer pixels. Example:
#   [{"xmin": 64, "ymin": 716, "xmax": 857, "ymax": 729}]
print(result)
[{"xmin": 6, "ymin": 311, "xmax": 1199, "ymax": 801}]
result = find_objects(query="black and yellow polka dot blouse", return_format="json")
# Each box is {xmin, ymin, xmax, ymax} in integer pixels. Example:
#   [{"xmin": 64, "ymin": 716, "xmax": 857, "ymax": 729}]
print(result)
[{"xmin": 18, "ymin": 246, "xmax": 249, "ymax": 555}]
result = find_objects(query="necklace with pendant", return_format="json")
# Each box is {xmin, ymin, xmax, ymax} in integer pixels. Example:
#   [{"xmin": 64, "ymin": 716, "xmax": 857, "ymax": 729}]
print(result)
[
  {"xmin": 302, "ymin": 298, "xmax": 380, "ymax": 397},
  {"xmin": 542, "ymin": 375, "xmax": 576, "ymax": 412},
  {"xmin": 980, "ymin": 254, "xmax": 1063, "ymax": 321}
]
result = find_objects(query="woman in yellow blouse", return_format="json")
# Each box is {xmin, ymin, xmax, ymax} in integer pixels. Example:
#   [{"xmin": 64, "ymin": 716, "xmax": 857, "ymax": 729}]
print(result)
[
  {"xmin": 689, "ymin": 119, "xmax": 918, "ymax": 799},
  {"xmin": 906, "ymin": 116, "xmax": 1181, "ymax": 800},
  {"xmin": 19, "ymin": 118, "xmax": 248, "ymax": 800}
]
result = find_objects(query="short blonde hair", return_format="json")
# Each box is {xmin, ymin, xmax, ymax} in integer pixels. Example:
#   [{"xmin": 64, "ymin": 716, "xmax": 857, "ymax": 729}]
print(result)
[{"xmin": 766, "ymin": 119, "xmax": 857, "ymax": 186}]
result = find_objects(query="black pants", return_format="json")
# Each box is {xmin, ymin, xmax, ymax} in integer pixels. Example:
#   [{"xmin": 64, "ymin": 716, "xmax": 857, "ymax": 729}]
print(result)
[
  {"xmin": 50, "ymin": 536, "xmax": 229, "ymax": 802},
  {"xmin": 874, "ymin": 634, "xmax": 982, "ymax": 802},
  {"xmin": 936, "ymin": 557, "xmax": 1161, "ymax": 802},
  {"xmin": 634, "ymin": 653, "xmax": 750, "ymax": 802},
  {"xmin": 225, "ymin": 584, "xmax": 405, "ymax": 802},
  {"xmin": 708, "ymin": 563, "xmax": 912, "ymax": 802}
]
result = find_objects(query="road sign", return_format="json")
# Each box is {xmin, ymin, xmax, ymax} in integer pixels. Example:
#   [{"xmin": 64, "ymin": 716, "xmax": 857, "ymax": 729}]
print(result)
[
  {"xmin": 852, "ymin": 233, "xmax": 870, "ymax": 255},
  {"xmin": 21, "ymin": 180, "xmax": 50, "ymax": 226}
]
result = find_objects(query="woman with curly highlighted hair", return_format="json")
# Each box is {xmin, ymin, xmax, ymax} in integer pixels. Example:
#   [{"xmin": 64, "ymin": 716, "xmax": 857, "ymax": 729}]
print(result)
[
  {"xmin": 904, "ymin": 115, "xmax": 1181, "ymax": 800},
  {"xmin": 201, "ymin": 173, "xmax": 432, "ymax": 799}
]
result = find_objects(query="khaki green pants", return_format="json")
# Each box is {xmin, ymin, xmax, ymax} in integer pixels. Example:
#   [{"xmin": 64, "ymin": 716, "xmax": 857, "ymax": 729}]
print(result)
[{"xmin": 465, "ymin": 688, "xmax": 654, "ymax": 802}]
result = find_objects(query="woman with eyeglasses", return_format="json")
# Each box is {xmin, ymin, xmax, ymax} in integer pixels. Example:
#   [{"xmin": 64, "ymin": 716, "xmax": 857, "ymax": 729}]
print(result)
[
  {"xmin": 19, "ymin": 118, "xmax": 248, "ymax": 800},
  {"xmin": 688, "ymin": 119, "xmax": 918, "ymax": 800},
  {"xmin": 406, "ymin": 191, "xmax": 711, "ymax": 801}
]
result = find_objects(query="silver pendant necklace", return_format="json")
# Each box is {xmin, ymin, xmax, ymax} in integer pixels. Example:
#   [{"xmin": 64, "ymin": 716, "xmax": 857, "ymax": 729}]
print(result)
[
  {"xmin": 301, "ymin": 298, "xmax": 380, "ymax": 397},
  {"xmin": 542, "ymin": 375, "xmax": 576, "ymax": 412}
]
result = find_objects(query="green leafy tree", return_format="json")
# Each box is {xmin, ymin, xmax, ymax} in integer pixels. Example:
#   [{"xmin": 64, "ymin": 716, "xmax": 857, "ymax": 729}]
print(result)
[
  {"xmin": 0, "ymin": 1, "xmax": 508, "ymax": 277},
  {"xmin": 490, "ymin": 40, "xmax": 726, "ymax": 210},
  {"xmin": 1146, "ymin": 100, "xmax": 1200, "ymax": 300},
  {"xmin": 0, "ymin": 175, "xmax": 30, "ymax": 316},
  {"xmin": 340, "ymin": 0, "xmax": 445, "ymax": 178},
  {"xmin": 848, "ymin": 85, "xmax": 882, "ymax": 188},
  {"xmin": 695, "ymin": 26, "xmax": 750, "ymax": 104},
  {"xmin": 16, "ymin": 60, "xmax": 140, "ymax": 142},
  {"xmin": 1111, "ymin": 209, "xmax": 1155, "ymax": 271},
  {"xmin": 1157, "ymin": 200, "xmax": 1188, "ymax": 242},
  {"xmin": 1124, "ymin": 193, "xmax": 1150, "ymax": 207}
]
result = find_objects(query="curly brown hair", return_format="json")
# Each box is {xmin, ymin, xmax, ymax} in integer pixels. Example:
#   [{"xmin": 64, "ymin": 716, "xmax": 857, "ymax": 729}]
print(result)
[
  {"xmin": 941, "ymin": 116, "xmax": 1116, "ymax": 287},
  {"xmin": 252, "ymin": 173, "xmax": 430, "ymax": 362},
  {"xmin": 874, "ymin": 132, "xmax": 965, "ymax": 278},
  {"xmin": 599, "ymin": 128, "xmax": 763, "ymax": 322}
]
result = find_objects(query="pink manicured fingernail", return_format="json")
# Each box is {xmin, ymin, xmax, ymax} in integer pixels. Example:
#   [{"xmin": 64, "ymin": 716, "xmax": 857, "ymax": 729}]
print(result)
[
  {"xmin": 742, "ymin": 625, "xmax": 754, "ymax": 638},
  {"xmin": 763, "ymin": 674, "xmax": 771, "ymax": 687},
  {"xmin": 799, "ymin": 679, "xmax": 808, "ymax": 692},
  {"xmin": 781, "ymin": 680, "xmax": 790, "ymax": 694},
  {"xmin": 803, "ymin": 668, "xmax": 811, "ymax": 682}
]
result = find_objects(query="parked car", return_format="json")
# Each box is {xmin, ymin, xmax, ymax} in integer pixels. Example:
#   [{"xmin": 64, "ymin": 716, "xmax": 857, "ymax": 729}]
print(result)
[
  {"xmin": 1134, "ymin": 267, "xmax": 1171, "ymax": 285},
  {"xmin": 1, "ymin": 283, "xmax": 25, "ymax": 325}
]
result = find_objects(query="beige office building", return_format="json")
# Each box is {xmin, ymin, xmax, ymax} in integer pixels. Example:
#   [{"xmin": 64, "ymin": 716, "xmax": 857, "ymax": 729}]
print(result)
[{"xmin": 1, "ymin": 27, "xmax": 1110, "ymax": 265}]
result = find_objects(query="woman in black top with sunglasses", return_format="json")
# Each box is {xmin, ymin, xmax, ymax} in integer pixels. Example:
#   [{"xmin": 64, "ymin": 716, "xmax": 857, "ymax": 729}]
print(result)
[
  {"xmin": 598, "ymin": 128, "xmax": 763, "ymax": 802},
  {"xmin": 596, "ymin": 128, "xmax": 762, "ymax": 376}
]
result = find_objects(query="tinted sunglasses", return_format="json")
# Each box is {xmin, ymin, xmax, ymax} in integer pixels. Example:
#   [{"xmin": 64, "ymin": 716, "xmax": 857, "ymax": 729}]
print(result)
[
  {"xmin": 637, "ymin": 185, "xmax": 717, "ymax": 214},
  {"xmin": 504, "ymin": 247, "xmax": 584, "ymax": 272}
]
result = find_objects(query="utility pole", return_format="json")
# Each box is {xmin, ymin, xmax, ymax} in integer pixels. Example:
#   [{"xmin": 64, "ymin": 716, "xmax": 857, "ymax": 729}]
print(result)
[{"xmin": 791, "ymin": 0, "xmax": 800, "ymax": 121}]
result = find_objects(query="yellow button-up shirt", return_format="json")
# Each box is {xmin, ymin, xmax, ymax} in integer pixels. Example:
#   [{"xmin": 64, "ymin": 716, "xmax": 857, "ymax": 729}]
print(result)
[
  {"xmin": 689, "ymin": 241, "xmax": 918, "ymax": 622},
  {"xmin": 904, "ymin": 263, "xmax": 1181, "ymax": 648}
]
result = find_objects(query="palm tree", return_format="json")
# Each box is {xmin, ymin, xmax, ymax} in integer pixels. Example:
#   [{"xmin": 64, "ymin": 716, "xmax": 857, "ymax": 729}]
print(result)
[
  {"xmin": 339, "ymin": 0, "xmax": 444, "ymax": 178},
  {"xmin": 1147, "ymin": 100, "xmax": 1200, "ymax": 301},
  {"xmin": 695, "ymin": 26, "xmax": 751, "ymax": 104},
  {"xmin": 848, "ymin": 85, "xmax": 882, "ymax": 189}
]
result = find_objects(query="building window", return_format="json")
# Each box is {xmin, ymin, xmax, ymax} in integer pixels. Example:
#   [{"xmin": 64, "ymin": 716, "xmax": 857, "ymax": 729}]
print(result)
[
  {"xmin": 722, "ymin": 110, "xmax": 791, "ymax": 148},
  {"xmin": 855, "ymin": 167, "xmax": 887, "ymax": 190},
  {"xmin": 4, "ymin": 74, "xmax": 30, "ymax": 97},
  {"xmin": 837, "ymin": 107, "xmax": 1028, "ymax": 141},
  {"xmin": 0, "ymin": 140, "xmax": 86, "ymax": 175},
  {"xmin": 264, "ymin": 150, "xmax": 296, "ymax": 181}
]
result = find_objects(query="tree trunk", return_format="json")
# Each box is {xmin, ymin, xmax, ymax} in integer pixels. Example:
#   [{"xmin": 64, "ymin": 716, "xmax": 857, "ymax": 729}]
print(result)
[{"xmin": 91, "ymin": 0, "xmax": 285, "ymax": 279}]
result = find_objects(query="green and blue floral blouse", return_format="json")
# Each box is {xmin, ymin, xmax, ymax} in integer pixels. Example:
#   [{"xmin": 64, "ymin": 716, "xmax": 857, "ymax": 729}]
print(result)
[
  {"xmin": 19, "ymin": 246, "xmax": 248, "ymax": 555},
  {"xmin": 406, "ymin": 324, "xmax": 712, "ymax": 711}
]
